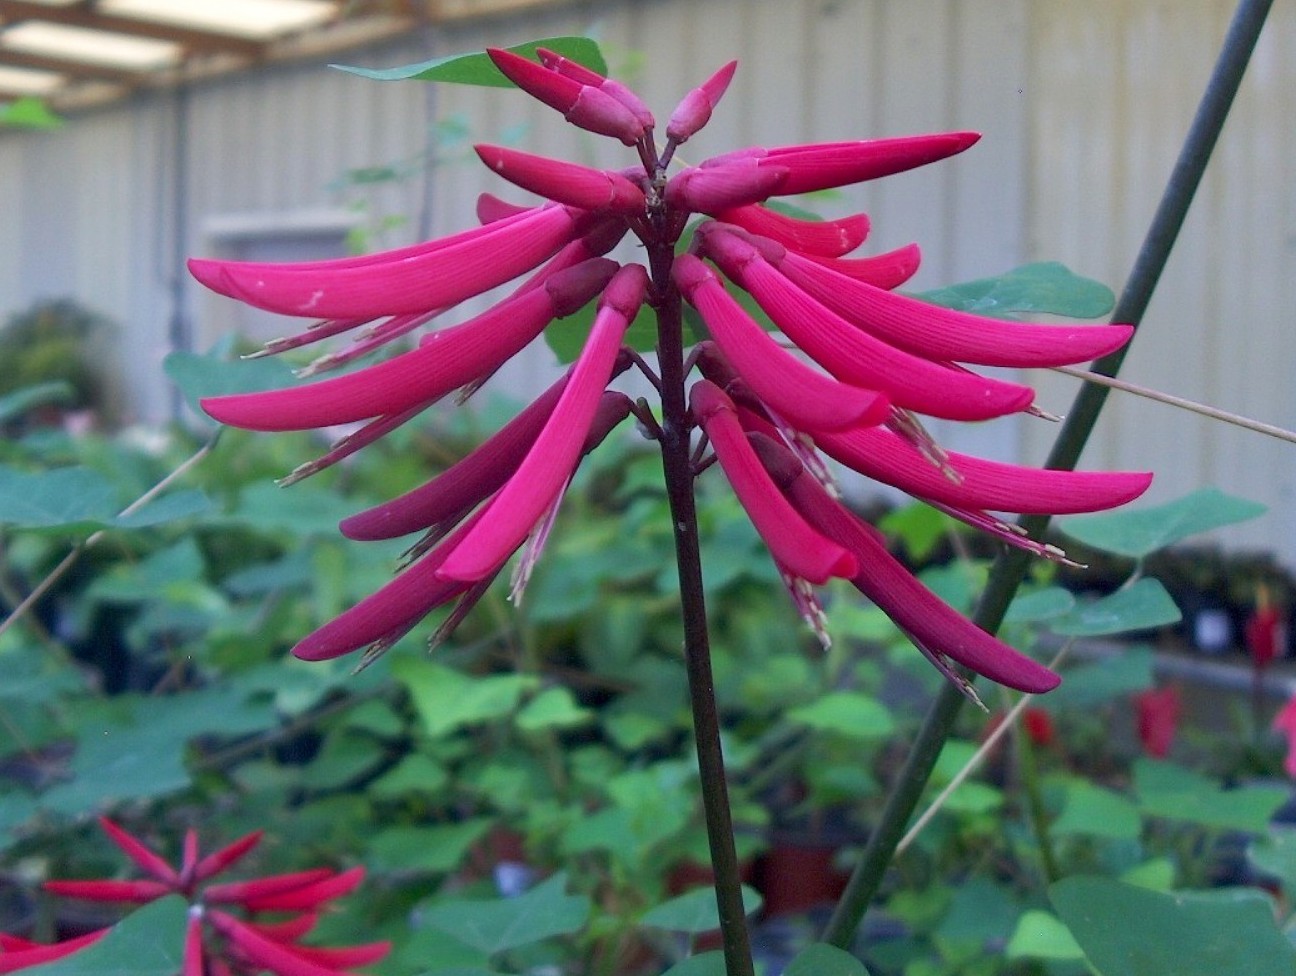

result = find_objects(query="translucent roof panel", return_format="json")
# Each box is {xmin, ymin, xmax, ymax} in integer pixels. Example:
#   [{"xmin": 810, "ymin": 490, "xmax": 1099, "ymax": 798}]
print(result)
[
  {"xmin": 1, "ymin": 21, "xmax": 182, "ymax": 71},
  {"xmin": 0, "ymin": 63, "xmax": 62, "ymax": 94},
  {"xmin": 99, "ymin": 0, "xmax": 339, "ymax": 42}
]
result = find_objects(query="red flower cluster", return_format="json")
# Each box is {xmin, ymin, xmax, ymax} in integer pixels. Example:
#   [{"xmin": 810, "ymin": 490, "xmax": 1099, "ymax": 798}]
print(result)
[
  {"xmin": 190, "ymin": 49, "xmax": 1151, "ymax": 691},
  {"xmin": 0, "ymin": 817, "xmax": 386, "ymax": 976}
]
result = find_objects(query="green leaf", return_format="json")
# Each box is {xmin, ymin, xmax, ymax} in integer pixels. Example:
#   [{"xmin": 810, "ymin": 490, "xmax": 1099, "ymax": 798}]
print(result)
[
  {"xmin": 1038, "ymin": 645, "xmax": 1154, "ymax": 710},
  {"xmin": 640, "ymin": 886, "xmax": 762, "ymax": 933},
  {"xmin": 660, "ymin": 952, "xmax": 726, "ymax": 976},
  {"xmin": 0, "ymin": 381, "xmax": 74, "ymax": 422},
  {"xmin": 0, "ymin": 465, "xmax": 116, "ymax": 530},
  {"xmin": 514, "ymin": 687, "xmax": 594, "ymax": 732},
  {"xmin": 1059, "ymin": 487, "xmax": 1267, "ymax": 559},
  {"xmin": 19, "ymin": 896, "xmax": 187, "ymax": 975},
  {"xmin": 1120, "ymin": 858, "xmax": 1177, "ymax": 892},
  {"xmin": 545, "ymin": 300, "xmax": 656, "ymax": 363},
  {"xmin": 163, "ymin": 344, "xmax": 298, "ymax": 419},
  {"xmin": 1005, "ymin": 910, "xmax": 1083, "ymax": 961},
  {"xmin": 784, "ymin": 944, "xmax": 874, "ymax": 976},
  {"xmin": 113, "ymin": 489, "xmax": 212, "ymax": 529},
  {"xmin": 368, "ymin": 819, "xmax": 493, "ymax": 875},
  {"xmin": 1134, "ymin": 759, "xmax": 1290, "ymax": 832},
  {"xmin": 878, "ymin": 502, "xmax": 951, "ymax": 563},
  {"xmin": 39, "ymin": 689, "xmax": 275, "ymax": 814},
  {"xmin": 334, "ymin": 37, "xmax": 606, "ymax": 86},
  {"xmin": 787, "ymin": 692, "xmax": 895, "ymax": 740},
  {"xmin": 916, "ymin": 262, "xmax": 1114, "ymax": 319},
  {"xmin": 421, "ymin": 873, "xmax": 590, "ymax": 955},
  {"xmin": 393, "ymin": 658, "xmax": 538, "ymax": 738},
  {"xmin": 1048, "ymin": 578, "xmax": 1181, "ymax": 637},
  {"xmin": 1050, "ymin": 781, "xmax": 1142, "ymax": 840},
  {"xmin": 1248, "ymin": 827, "xmax": 1296, "ymax": 898},
  {"xmin": 1004, "ymin": 586, "xmax": 1076, "ymax": 624},
  {"xmin": 0, "ymin": 97, "xmax": 64, "ymax": 130},
  {"xmin": 1050, "ymin": 877, "xmax": 1296, "ymax": 976}
]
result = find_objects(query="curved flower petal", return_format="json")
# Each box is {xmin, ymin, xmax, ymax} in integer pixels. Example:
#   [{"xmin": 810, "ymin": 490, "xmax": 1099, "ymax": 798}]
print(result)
[
  {"xmin": 207, "ymin": 911, "xmax": 352, "ymax": 976},
  {"xmin": 183, "ymin": 912, "xmax": 204, "ymax": 976},
  {"xmin": 488, "ymin": 47, "xmax": 647, "ymax": 145},
  {"xmin": 817, "ymin": 425, "xmax": 1152, "ymax": 514},
  {"xmin": 0, "ymin": 930, "xmax": 107, "ymax": 974},
  {"xmin": 714, "ymin": 204, "xmax": 871, "ymax": 257},
  {"xmin": 97, "ymin": 817, "xmax": 180, "ymax": 886},
  {"xmin": 691, "ymin": 380, "xmax": 857, "ymax": 585},
  {"xmin": 193, "ymin": 830, "xmax": 263, "ymax": 884},
  {"xmin": 291, "ymin": 511, "xmax": 485, "ymax": 662},
  {"xmin": 340, "ymin": 376, "xmax": 570, "ymax": 542},
  {"xmin": 666, "ymin": 60, "xmax": 737, "ymax": 143},
  {"xmin": 674, "ymin": 254, "xmax": 889, "ymax": 432},
  {"xmin": 535, "ymin": 47, "xmax": 655, "ymax": 130},
  {"xmin": 758, "ymin": 132, "xmax": 980, "ymax": 195},
  {"xmin": 804, "ymin": 242, "xmax": 922, "ymax": 290},
  {"xmin": 200, "ymin": 258, "xmax": 617, "ymax": 431},
  {"xmin": 666, "ymin": 161, "xmax": 787, "ymax": 214},
  {"xmin": 475, "ymin": 145, "xmax": 646, "ymax": 214},
  {"xmin": 754, "ymin": 435, "xmax": 1060, "ymax": 692},
  {"xmin": 437, "ymin": 264, "xmax": 649, "ymax": 583},
  {"xmin": 43, "ymin": 879, "xmax": 172, "ymax": 902},
  {"xmin": 777, "ymin": 246, "xmax": 1135, "ymax": 366},
  {"xmin": 699, "ymin": 225, "xmax": 1035, "ymax": 420},
  {"xmin": 203, "ymin": 868, "xmax": 334, "ymax": 906},
  {"xmin": 188, "ymin": 204, "xmax": 582, "ymax": 318}
]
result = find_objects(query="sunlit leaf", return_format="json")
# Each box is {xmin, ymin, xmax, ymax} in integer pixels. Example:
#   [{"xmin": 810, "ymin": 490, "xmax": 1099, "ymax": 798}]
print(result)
[
  {"xmin": 334, "ymin": 37, "xmax": 606, "ymax": 86},
  {"xmin": 787, "ymin": 692, "xmax": 894, "ymax": 740},
  {"xmin": 19, "ymin": 896, "xmax": 187, "ymax": 976},
  {"xmin": 1048, "ymin": 578, "xmax": 1181, "ymax": 637},
  {"xmin": 784, "ymin": 944, "xmax": 874, "ymax": 976},
  {"xmin": 421, "ymin": 873, "xmax": 590, "ymax": 955},
  {"xmin": 163, "ymin": 343, "xmax": 298, "ymax": 420},
  {"xmin": 1134, "ymin": 759, "xmax": 1289, "ymax": 832},
  {"xmin": 1051, "ymin": 877, "xmax": 1296, "ymax": 976},
  {"xmin": 1005, "ymin": 910, "xmax": 1083, "ymax": 961},
  {"xmin": 916, "ymin": 262, "xmax": 1114, "ymax": 319},
  {"xmin": 1059, "ymin": 487, "xmax": 1267, "ymax": 559},
  {"xmin": 640, "ymin": 886, "xmax": 762, "ymax": 933},
  {"xmin": 0, "ymin": 97, "xmax": 64, "ymax": 130}
]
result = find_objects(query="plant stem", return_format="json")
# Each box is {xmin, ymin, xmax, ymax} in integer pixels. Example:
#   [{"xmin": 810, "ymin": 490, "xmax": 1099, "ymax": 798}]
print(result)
[
  {"xmin": 823, "ymin": 0, "xmax": 1273, "ymax": 948},
  {"xmin": 650, "ymin": 242, "xmax": 754, "ymax": 976},
  {"xmin": 1015, "ymin": 726, "xmax": 1060, "ymax": 884}
]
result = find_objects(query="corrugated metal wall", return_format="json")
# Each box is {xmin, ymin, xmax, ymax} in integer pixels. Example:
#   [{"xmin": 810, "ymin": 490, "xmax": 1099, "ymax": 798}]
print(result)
[{"xmin": 1, "ymin": 0, "xmax": 1293, "ymax": 562}]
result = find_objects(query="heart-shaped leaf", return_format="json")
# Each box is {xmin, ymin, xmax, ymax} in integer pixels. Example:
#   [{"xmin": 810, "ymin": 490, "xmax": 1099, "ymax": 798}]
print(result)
[{"xmin": 1059, "ymin": 488, "xmax": 1267, "ymax": 559}]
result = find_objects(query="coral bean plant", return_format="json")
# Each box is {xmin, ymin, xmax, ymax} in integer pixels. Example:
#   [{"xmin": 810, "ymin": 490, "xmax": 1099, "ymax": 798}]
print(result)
[{"xmin": 178, "ymin": 44, "xmax": 1155, "ymax": 975}]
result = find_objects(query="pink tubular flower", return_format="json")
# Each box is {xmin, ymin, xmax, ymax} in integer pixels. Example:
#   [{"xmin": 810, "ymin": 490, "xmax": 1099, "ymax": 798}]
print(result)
[
  {"xmin": 36, "ymin": 818, "xmax": 386, "ymax": 976},
  {"xmin": 1273, "ymin": 695, "xmax": 1296, "ymax": 777},
  {"xmin": 1135, "ymin": 685, "xmax": 1181, "ymax": 758},
  {"xmin": 190, "ymin": 51, "xmax": 1150, "ymax": 689}
]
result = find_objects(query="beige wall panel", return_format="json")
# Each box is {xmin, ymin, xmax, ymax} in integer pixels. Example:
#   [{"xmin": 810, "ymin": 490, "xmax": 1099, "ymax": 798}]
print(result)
[{"xmin": 1024, "ymin": 0, "xmax": 1296, "ymax": 560}]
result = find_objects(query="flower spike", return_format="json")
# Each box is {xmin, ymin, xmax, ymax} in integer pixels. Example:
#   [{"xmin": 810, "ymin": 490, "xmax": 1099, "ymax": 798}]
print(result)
[{"xmin": 188, "ymin": 53, "xmax": 1153, "ymax": 698}]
